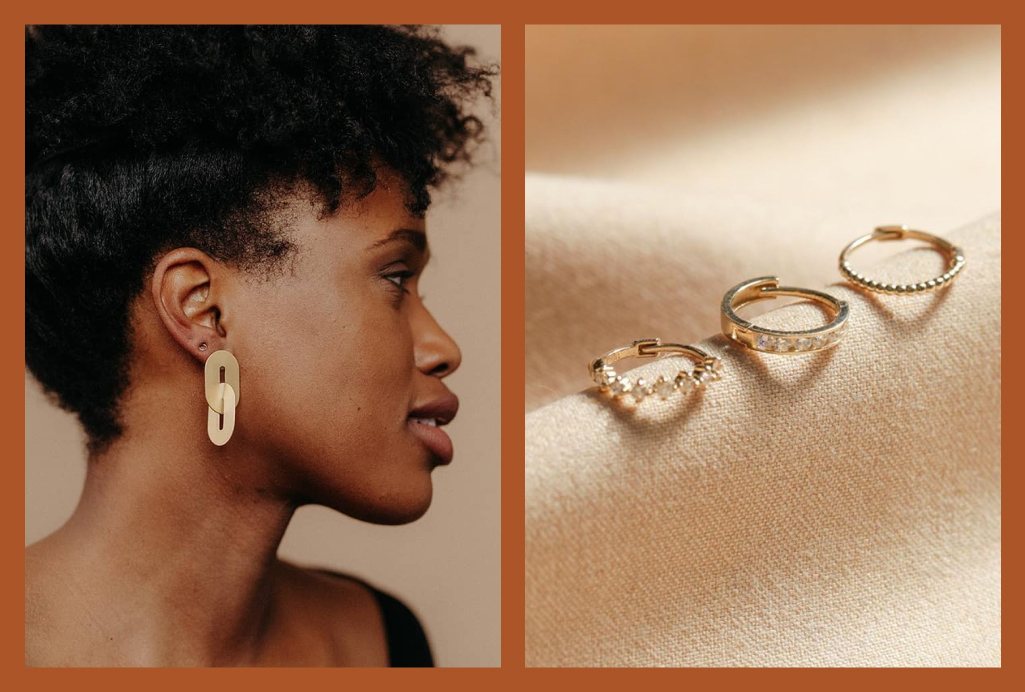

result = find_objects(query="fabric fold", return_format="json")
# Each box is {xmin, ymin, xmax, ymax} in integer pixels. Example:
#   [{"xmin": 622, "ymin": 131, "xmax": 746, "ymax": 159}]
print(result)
[{"xmin": 525, "ymin": 213, "xmax": 1001, "ymax": 667}]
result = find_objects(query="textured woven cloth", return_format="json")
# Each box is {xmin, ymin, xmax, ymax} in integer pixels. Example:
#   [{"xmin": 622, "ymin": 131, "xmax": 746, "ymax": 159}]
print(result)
[
  {"xmin": 524, "ymin": 210, "xmax": 1001, "ymax": 666},
  {"xmin": 525, "ymin": 25, "xmax": 1000, "ymax": 414},
  {"xmin": 524, "ymin": 26, "xmax": 1000, "ymax": 667}
]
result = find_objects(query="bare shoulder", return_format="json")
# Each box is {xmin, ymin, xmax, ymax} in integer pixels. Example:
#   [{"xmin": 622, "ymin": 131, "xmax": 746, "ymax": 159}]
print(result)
[
  {"xmin": 274, "ymin": 559, "xmax": 389, "ymax": 666},
  {"xmin": 24, "ymin": 539, "xmax": 73, "ymax": 666}
]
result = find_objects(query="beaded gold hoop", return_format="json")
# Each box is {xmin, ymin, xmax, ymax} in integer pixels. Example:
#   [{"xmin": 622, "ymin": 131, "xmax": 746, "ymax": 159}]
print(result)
[
  {"xmin": 589, "ymin": 338, "xmax": 723, "ymax": 403},
  {"xmin": 839, "ymin": 225, "xmax": 965, "ymax": 295}
]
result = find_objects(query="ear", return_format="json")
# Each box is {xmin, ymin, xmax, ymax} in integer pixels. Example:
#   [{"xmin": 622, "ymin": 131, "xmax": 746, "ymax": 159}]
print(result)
[{"xmin": 150, "ymin": 248, "xmax": 230, "ymax": 361}]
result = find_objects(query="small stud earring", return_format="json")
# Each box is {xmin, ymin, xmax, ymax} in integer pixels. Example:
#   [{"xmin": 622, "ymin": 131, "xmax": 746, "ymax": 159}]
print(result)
[{"xmin": 199, "ymin": 343, "xmax": 208, "ymax": 351}]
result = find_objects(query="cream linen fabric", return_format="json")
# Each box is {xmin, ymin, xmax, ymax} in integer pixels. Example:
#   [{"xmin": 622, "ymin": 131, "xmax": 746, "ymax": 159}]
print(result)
[
  {"xmin": 525, "ymin": 213, "xmax": 1001, "ymax": 667},
  {"xmin": 524, "ymin": 26, "xmax": 1000, "ymax": 667}
]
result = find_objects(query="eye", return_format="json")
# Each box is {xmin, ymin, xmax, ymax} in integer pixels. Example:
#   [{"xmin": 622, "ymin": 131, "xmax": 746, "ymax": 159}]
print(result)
[{"xmin": 383, "ymin": 269, "xmax": 415, "ymax": 293}]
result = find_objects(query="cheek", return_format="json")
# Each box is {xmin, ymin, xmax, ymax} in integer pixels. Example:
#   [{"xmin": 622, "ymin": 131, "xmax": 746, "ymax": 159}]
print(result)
[
  {"xmin": 324, "ymin": 301, "xmax": 416, "ymax": 425},
  {"xmin": 238, "ymin": 289, "xmax": 429, "ymax": 522},
  {"xmin": 292, "ymin": 337, "xmax": 430, "ymax": 524}
]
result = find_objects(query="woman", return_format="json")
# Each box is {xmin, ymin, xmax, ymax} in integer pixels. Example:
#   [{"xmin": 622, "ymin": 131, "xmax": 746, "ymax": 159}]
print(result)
[{"xmin": 25, "ymin": 25, "xmax": 496, "ymax": 667}]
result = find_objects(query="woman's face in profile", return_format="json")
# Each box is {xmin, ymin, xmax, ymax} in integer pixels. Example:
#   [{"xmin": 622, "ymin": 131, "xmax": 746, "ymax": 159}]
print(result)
[{"xmin": 229, "ymin": 169, "xmax": 462, "ymax": 524}]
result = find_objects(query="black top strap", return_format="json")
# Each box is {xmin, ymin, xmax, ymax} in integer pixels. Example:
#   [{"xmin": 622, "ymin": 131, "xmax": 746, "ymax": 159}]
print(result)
[{"xmin": 370, "ymin": 585, "xmax": 434, "ymax": 667}]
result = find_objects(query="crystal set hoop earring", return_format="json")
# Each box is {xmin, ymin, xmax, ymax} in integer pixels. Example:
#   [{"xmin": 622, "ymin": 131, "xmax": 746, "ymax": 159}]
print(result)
[
  {"xmin": 720, "ymin": 276, "xmax": 849, "ymax": 354},
  {"xmin": 589, "ymin": 338, "xmax": 723, "ymax": 404}
]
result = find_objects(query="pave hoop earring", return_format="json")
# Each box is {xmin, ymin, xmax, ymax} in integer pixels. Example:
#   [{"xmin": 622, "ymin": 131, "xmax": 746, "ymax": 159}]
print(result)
[
  {"xmin": 839, "ymin": 225, "xmax": 965, "ymax": 295},
  {"xmin": 589, "ymin": 338, "xmax": 723, "ymax": 403},
  {"xmin": 721, "ymin": 277, "xmax": 849, "ymax": 355},
  {"xmin": 205, "ymin": 349, "xmax": 240, "ymax": 446}
]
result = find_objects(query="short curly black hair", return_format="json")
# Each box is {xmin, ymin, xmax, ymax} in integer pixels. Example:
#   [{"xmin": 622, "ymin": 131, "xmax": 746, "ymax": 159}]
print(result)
[{"xmin": 25, "ymin": 25, "xmax": 497, "ymax": 455}]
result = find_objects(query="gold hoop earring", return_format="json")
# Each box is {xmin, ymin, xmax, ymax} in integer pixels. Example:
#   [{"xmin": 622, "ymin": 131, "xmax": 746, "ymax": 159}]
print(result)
[
  {"xmin": 721, "ymin": 277, "xmax": 849, "ymax": 354},
  {"xmin": 839, "ymin": 225, "xmax": 965, "ymax": 295},
  {"xmin": 204, "ymin": 349, "xmax": 240, "ymax": 446},
  {"xmin": 589, "ymin": 338, "xmax": 723, "ymax": 403}
]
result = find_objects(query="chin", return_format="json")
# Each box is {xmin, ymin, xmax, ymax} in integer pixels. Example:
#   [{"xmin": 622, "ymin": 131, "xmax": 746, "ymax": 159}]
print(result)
[
  {"xmin": 322, "ymin": 476, "xmax": 435, "ymax": 526},
  {"xmin": 371, "ymin": 496, "xmax": 433, "ymax": 525}
]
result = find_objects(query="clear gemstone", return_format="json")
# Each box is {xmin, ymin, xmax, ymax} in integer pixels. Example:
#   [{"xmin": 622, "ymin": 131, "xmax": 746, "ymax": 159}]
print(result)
[
  {"xmin": 675, "ymin": 373, "xmax": 694, "ymax": 393},
  {"xmin": 631, "ymin": 378, "xmax": 649, "ymax": 402},
  {"xmin": 655, "ymin": 377, "xmax": 676, "ymax": 400},
  {"xmin": 709, "ymin": 358, "xmax": 724, "ymax": 372},
  {"xmin": 755, "ymin": 334, "xmax": 772, "ymax": 350},
  {"xmin": 796, "ymin": 337, "xmax": 812, "ymax": 351},
  {"xmin": 775, "ymin": 337, "xmax": 791, "ymax": 352},
  {"xmin": 610, "ymin": 377, "xmax": 631, "ymax": 396}
]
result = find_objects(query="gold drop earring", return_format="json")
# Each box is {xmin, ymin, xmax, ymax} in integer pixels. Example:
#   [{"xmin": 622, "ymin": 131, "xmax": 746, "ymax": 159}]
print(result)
[{"xmin": 203, "ymin": 345, "xmax": 240, "ymax": 446}]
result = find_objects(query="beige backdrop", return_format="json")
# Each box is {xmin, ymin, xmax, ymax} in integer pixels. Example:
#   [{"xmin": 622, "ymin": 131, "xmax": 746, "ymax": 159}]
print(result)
[
  {"xmin": 525, "ymin": 25, "xmax": 1000, "ymax": 667},
  {"xmin": 24, "ymin": 24, "xmax": 501, "ymax": 668}
]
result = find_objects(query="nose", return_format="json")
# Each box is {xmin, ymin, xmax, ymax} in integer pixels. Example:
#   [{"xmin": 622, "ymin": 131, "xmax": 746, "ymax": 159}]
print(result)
[{"xmin": 413, "ymin": 303, "xmax": 462, "ymax": 378}]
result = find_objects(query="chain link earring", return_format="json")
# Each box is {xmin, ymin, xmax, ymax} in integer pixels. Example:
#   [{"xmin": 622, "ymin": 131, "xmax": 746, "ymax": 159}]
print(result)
[{"xmin": 204, "ymin": 349, "xmax": 239, "ymax": 446}]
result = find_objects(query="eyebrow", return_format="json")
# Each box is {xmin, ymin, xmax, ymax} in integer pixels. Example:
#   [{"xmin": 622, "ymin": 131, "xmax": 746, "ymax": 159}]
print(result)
[{"xmin": 366, "ymin": 228, "xmax": 428, "ymax": 255}]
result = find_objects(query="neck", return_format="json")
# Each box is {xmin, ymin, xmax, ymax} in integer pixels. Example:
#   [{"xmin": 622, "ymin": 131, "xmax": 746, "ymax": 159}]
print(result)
[{"xmin": 40, "ymin": 423, "xmax": 297, "ymax": 666}]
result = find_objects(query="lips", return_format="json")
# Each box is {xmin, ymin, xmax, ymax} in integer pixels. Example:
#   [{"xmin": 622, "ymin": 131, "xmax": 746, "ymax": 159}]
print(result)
[{"xmin": 408, "ymin": 390, "xmax": 459, "ymax": 464}]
